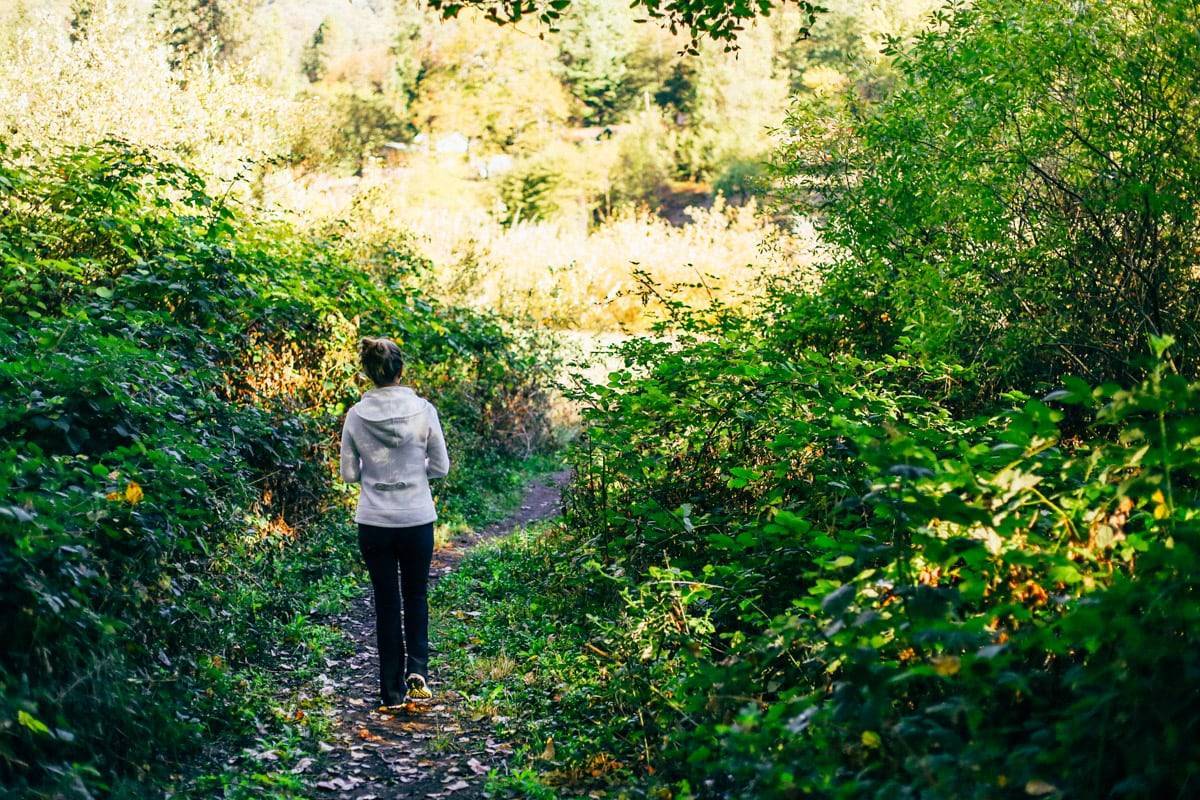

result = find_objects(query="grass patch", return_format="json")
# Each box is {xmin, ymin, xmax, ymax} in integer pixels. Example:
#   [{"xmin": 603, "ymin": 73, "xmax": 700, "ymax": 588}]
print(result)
[
  {"xmin": 432, "ymin": 523, "xmax": 641, "ymax": 798},
  {"xmin": 435, "ymin": 452, "xmax": 565, "ymax": 545}
]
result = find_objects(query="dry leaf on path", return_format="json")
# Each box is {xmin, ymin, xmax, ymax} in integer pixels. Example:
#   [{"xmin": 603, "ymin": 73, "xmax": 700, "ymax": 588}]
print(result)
[
  {"xmin": 358, "ymin": 728, "xmax": 385, "ymax": 742},
  {"xmin": 315, "ymin": 776, "xmax": 362, "ymax": 791},
  {"xmin": 289, "ymin": 757, "xmax": 314, "ymax": 774}
]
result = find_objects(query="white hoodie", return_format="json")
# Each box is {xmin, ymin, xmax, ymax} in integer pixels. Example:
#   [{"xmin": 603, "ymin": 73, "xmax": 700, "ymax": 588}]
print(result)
[{"xmin": 339, "ymin": 385, "xmax": 451, "ymax": 527}]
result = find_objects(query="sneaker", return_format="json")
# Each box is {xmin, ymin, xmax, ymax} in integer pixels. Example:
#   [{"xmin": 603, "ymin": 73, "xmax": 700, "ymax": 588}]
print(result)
[{"xmin": 406, "ymin": 673, "xmax": 432, "ymax": 701}]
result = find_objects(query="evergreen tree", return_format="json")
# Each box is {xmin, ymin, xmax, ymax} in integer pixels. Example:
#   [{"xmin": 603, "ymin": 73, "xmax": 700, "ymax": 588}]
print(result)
[
  {"xmin": 153, "ymin": 0, "xmax": 248, "ymax": 69},
  {"xmin": 555, "ymin": 0, "xmax": 637, "ymax": 126},
  {"xmin": 300, "ymin": 17, "xmax": 343, "ymax": 83}
]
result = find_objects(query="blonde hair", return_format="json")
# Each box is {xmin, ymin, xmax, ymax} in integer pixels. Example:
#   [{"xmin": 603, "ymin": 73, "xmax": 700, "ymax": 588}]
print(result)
[{"xmin": 359, "ymin": 337, "xmax": 404, "ymax": 386}]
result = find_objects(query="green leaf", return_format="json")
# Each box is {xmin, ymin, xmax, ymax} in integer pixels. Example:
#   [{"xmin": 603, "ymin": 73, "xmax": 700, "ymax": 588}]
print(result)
[
  {"xmin": 1149, "ymin": 334, "xmax": 1176, "ymax": 359},
  {"xmin": 18, "ymin": 710, "xmax": 51, "ymax": 736}
]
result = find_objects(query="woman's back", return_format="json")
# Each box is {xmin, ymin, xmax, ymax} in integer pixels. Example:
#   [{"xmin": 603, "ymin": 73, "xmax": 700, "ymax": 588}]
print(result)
[{"xmin": 340, "ymin": 385, "xmax": 450, "ymax": 527}]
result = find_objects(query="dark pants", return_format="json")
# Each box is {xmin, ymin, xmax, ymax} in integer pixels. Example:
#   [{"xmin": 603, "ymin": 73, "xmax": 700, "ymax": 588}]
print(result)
[{"xmin": 357, "ymin": 521, "xmax": 434, "ymax": 705}]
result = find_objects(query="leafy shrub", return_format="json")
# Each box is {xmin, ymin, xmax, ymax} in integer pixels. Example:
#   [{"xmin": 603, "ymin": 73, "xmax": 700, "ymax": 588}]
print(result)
[
  {"xmin": 0, "ymin": 141, "xmax": 555, "ymax": 797},
  {"xmin": 292, "ymin": 86, "xmax": 411, "ymax": 175},
  {"xmin": 779, "ymin": 0, "xmax": 1200, "ymax": 398},
  {"xmin": 425, "ymin": 2, "xmax": 1200, "ymax": 799},
  {"xmin": 502, "ymin": 307, "xmax": 1199, "ymax": 799},
  {"xmin": 607, "ymin": 112, "xmax": 674, "ymax": 211},
  {"xmin": 495, "ymin": 164, "xmax": 562, "ymax": 227},
  {"xmin": 711, "ymin": 156, "xmax": 767, "ymax": 204}
]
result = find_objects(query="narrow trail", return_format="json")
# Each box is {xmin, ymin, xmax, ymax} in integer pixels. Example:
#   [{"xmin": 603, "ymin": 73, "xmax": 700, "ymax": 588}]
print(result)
[{"xmin": 306, "ymin": 471, "xmax": 570, "ymax": 800}]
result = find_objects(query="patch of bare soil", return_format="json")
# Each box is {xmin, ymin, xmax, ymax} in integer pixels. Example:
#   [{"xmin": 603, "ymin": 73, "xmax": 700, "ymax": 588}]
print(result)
[{"xmin": 304, "ymin": 471, "xmax": 570, "ymax": 800}]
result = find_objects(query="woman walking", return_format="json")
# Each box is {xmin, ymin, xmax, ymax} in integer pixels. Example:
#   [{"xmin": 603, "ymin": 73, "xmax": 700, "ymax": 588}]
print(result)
[{"xmin": 340, "ymin": 337, "xmax": 451, "ymax": 710}]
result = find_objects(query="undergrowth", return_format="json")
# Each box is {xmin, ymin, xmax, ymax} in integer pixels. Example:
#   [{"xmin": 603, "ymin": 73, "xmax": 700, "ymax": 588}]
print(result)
[
  {"xmin": 434, "ymin": 344, "xmax": 1200, "ymax": 799},
  {"xmin": 430, "ymin": 1, "xmax": 1200, "ymax": 797},
  {"xmin": 0, "ymin": 140, "xmax": 556, "ymax": 798},
  {"xmin": 432, "ymin": 523, "xmax": 629, "ymax": 798}
]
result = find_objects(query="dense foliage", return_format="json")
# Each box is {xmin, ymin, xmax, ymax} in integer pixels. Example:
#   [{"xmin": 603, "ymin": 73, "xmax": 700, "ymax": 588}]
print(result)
[
  {"xmin": 556, "ymin": 314, "xmax": 1199, "ymax": 798},
  {"xmin": 432, "ymin": 1, "xmax": 1200, "ymax": 798},
  {"xmin": 0, "ymin": 141, "xmax": 554, "ymax": 797},
  {"xmin": 779, "ymin": 0, "xmax": 1200, "ymax": 398},
  {"xmin": 425, "ymin": 0, "xmax": 820, "ymax": 50}
]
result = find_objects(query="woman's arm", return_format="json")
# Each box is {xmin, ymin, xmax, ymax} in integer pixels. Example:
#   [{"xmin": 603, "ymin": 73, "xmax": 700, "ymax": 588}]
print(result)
[
  {"xmin": 340, "ymin": 414, "xmax": 361, "ymax": 484},
  {"xmin": 425, "ymin": 403, "xmax": 451, "ymax": 479}
]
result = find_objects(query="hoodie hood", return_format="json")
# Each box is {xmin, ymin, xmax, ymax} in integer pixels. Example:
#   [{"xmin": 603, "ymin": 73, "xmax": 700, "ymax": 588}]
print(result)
[{"xmin": 353, "ymin": 386, "xmax": 428, "ymax": 423}]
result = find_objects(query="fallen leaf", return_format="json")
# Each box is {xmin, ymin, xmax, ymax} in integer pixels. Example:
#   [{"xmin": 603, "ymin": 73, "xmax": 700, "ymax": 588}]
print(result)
[
  {"xmin": 315, "ymin": 776, "xmax": 362, "ymax": 791},
  {"xmin": 466, "ymin": 758, "xmax": 487, "ymax": 776},
  {"xmin": 1025, "ymin": 780, "xmax": 1059, "ymax": 796},
  {"xmin": 931, "ymin": 655, "xmax": 960, "ymax": 677}
]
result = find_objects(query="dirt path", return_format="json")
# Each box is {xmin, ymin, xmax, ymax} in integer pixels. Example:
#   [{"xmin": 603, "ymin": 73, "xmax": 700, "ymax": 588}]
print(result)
[{"xmin": 305, "ymin": 471, "xmax": 570, "ymax": 800}]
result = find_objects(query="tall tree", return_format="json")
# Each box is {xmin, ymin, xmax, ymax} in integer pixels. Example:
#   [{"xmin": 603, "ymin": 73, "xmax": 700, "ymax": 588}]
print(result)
[
  {"xmin": 555, "ymin": 0, "xmax": 638, "ymax": 125},
  {"xmin": 153, "ymin": 0, "xmax": 250, "ymax": 69},
  {"xmin": 300, "ymin": 16, "xmax": 345, "ymax": 83}
]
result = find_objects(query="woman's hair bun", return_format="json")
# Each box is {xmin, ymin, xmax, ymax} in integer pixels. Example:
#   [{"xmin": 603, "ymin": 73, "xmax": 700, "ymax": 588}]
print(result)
[
  {"xmin": 360, "ymin": 337, "xmax": 388, "ymax": 358},
  {"xmin": 359, "ymin": 336, "xmax": 405, "ymax": 386}
]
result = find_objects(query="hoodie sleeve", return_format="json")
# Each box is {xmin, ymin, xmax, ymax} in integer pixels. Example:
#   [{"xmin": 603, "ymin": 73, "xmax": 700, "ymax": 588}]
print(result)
[
  {"xmin": 340, "ymin": 412, "xmax": 361, "ymax": 484},
  {"xmin": 425, "ymin": 403, "xmax": 451, "ymax": 480}
]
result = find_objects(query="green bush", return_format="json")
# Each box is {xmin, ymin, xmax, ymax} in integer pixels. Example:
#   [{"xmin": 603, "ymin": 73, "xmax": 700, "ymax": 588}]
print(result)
[
  {"xmin": 293, "ymin": 86, "xmax": 412, "ymax": 175},
  {"xmin": 436, "ymin": 3, "xmax": 1200, "ymax": 796},
  {"xmin": 495, "ymin": 164, "xmax": 562, "ymax": 227},
  {"xmin": 0, "ymin": 141, "xmax": 554, "ymax": 797},
  {"xmin": 524, "ymin": 310, "xmax": 1198, "ymax": 799},
  {"xmin": 779, "ymin": 0, "xmax": 1200, "ymax": 399}
]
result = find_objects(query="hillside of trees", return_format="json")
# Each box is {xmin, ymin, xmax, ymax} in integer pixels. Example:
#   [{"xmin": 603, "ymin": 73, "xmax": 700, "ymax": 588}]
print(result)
[{"xmin": 1, "ymin": 0, "xmax": 941, "ymax": 329}]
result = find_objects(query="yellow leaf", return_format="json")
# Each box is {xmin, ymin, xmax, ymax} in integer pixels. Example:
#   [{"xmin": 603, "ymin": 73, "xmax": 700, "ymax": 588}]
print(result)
[
  {"xmin": 106, "ymin": 491, "xmax": 121, "ymax": 502},
  {"xmin": 124, "ymin": 481, "xmax": 144, "ymax": 505},
  {"xmin": 1025, "ymin": 779, "xmax": 1058, "ymax": 795},
  {"xmin": 1151, "ymin": 490, "xmax": 1166, "ymax": 505},
  {"xmin": 932, "ymin": 654, "xmax": 961, "ymax": 676},
  {"xmin": 1154, "ymin": 503, "xmax": 1170, "ymax": 520},
  {"xmin": 540, "ymin": 736, "xmax": 555, "ymax": 761},
  {"xmin": 861, "ymin": 730, "xmax": 881, "ymax": 748}
]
